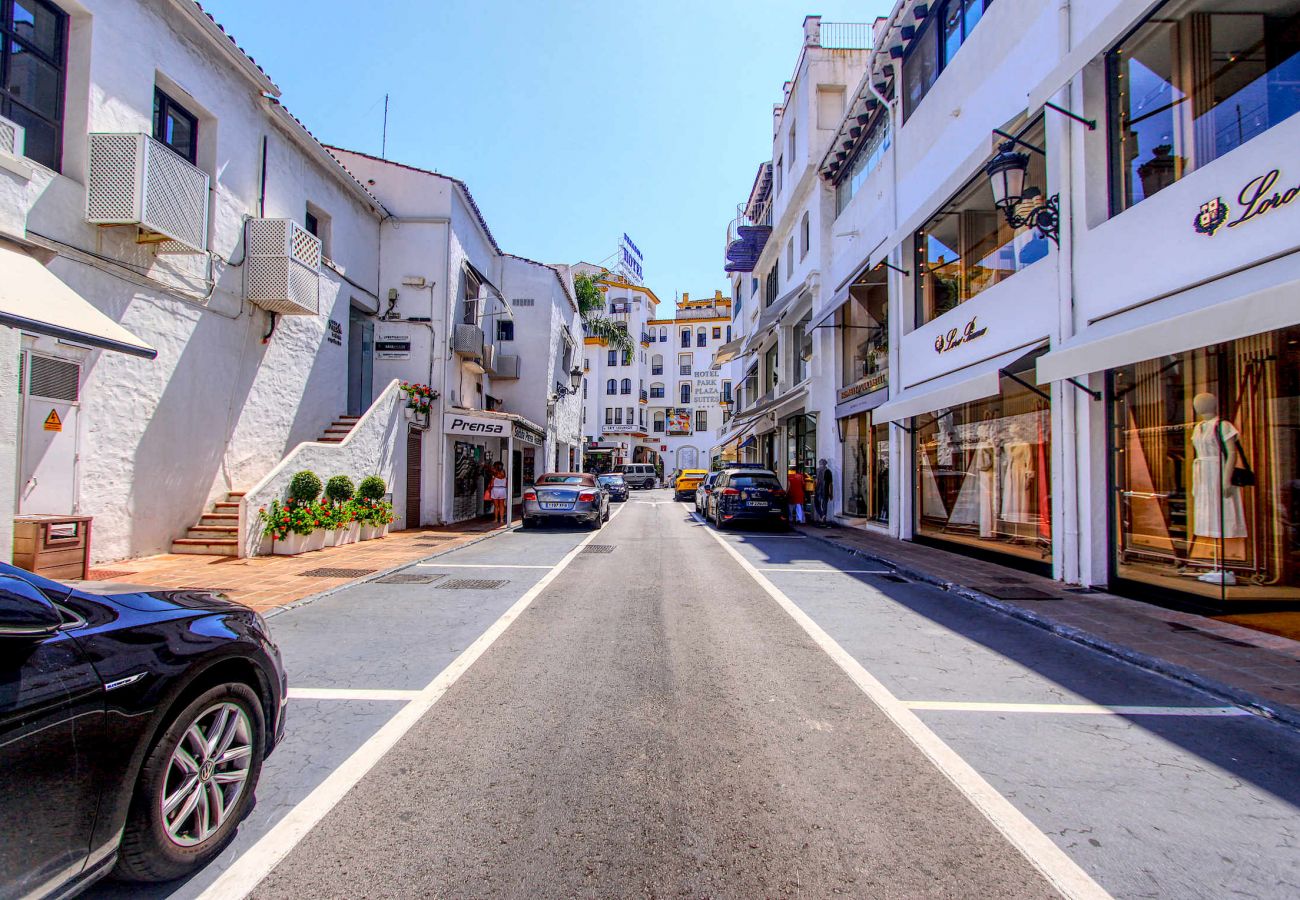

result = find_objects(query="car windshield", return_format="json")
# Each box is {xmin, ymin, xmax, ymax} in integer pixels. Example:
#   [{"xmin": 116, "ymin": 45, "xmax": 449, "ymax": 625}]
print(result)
[
  {"xmin": 536, "ymin": 475, "xmax": 591, "ymax": 485},
  {"xmin": 728, "ymin": 474, "xmax": 781, "ymax": 489}
]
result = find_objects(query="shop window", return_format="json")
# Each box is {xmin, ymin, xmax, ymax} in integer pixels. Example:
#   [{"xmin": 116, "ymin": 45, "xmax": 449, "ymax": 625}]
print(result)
[
  {"xmin": 786, "ymin": 413, "xmax": 818, "ymax": 475},
  {"xmin": 835, "ymin": 112, "xmax": 891, "ymax": 215},
  {"xmin": 840, "ymin": 266, "xmax": 889, "ymax": 394},
  {"xmin": 1110, "ymin": 326, "xmax": 1300, "ymax": 606},
  {"xmin": 913, "ymin": 349, "xmax": 1051, "ymax": 570},
  {"xmin": 695, "ymin": 410, "xmax": 708, "ymax": 432},
  {"xmin": 914, "ymin": 117, "xmax": 1048, "ymax": 325},
  {"xmin": 1109, "ymin": 0, "xmax": 1300, "ymax": 213},
  {"xmin": 842, "ymin": 413, "xmax": 889, "ymax": 523},
  {"xmin": 902, "ymin": 0, "xmax": 993, "ymax": 123},
  {"xmin": 1, "ymin": 0, "xmax": 67, "ymax": 171},
  {"xmin": 153, "ymin": 87, "xmax": 198, "ymax": 164}
]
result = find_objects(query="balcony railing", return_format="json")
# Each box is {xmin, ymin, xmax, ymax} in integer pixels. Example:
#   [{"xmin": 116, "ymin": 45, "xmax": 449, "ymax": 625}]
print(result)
[
  {"xmin": 640, "ymin": 331, "xmax": 651, "ymax": 345},
  {"xmin": 816, "ymin": 22, "xmax": 872, "ymax": 50},
  {"xmin": 639, "ymin": 389, "xmax": 648, "ymax": 403},
  {"xmin": 724, "ymin": 201, "xmax": 774, "ymax": 274}
]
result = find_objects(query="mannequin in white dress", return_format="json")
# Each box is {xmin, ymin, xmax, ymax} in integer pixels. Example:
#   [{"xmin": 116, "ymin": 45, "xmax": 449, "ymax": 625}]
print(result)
[{"xmin": 1190, "ymin": 392, "xmax": 1247, "ymax": 585}]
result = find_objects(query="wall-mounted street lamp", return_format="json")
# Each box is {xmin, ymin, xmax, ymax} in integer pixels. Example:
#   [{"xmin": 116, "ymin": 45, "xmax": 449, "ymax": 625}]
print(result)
[
  {"xmin": 552, "ymin": 366, "xmax": 584, "ymax": 399},
  {"xmin": 985, "ymin": 136, "xmax": 1059, "ymax": 245}
]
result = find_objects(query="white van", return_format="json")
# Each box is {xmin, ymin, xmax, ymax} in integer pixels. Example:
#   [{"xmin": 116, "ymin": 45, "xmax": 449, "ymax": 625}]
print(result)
[{"xmin": 615, "ymin": 463, "xmax": 658, "ymax": 490}]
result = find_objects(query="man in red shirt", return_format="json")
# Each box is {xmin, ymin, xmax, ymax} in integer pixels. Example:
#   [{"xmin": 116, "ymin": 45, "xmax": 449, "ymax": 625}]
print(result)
[{"xmin": 787, "ymin": 464, "xmax": 806, "ymax": 524}]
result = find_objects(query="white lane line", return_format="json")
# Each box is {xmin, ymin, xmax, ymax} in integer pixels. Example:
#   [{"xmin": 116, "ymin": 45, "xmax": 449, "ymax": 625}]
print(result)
[
  {"xmin": 757, "ymin": 568, "xmax": 893, "ymax": 574},
  {"xmin": 200, "ymin": 503, "xmax": 629, "ymax": 900},
  {"xmin": 414, "ymin": 563, "xmax": 555, "ymax": 569},
  {"xmin": 904, "ymin": 701, "xmax": 1249, "ymax": 717},
  {"xmin": 287, "ymin": 688, "xmax": 422, "ymax": 702},
  {"xmin": 699, "ymin": 514, "xmax": 1112, "ymax": 900}
]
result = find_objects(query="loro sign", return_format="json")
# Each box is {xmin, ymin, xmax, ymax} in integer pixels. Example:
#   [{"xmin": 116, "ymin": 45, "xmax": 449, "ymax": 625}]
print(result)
[{"xmin": 443, "ymin": 412, "xmax": 506, "ymax": 436}]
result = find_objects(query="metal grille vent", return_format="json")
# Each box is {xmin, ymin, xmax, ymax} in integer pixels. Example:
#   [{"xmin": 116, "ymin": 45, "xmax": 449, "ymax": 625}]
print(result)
[
  {"xmin": 437, "ymin": 579, "xmax": 508, "ymax": 590},
  {"xmin": 86, "ymin": 134, "xmax": 209, "ymax": 252},
  {"xmin": 512, "ymin": 298, "xmax": 535, "ymax": 307},
  {"xmin": 377, "ymin": 573, "xmax": 445, "ymax": 585},
  {"xmin": 245, "ymin": 219, "xmax": 322, "ymax": 316},
  {"xmin": 298, "ymin": 567, "xmax": 377, "ymax": 579},
  {"xmin": 26, "ymin": 356, "xmax": 79, "ymax": 401},
  {"xmin": 0, "ymin": 113, "xmax": 24, "ymax": 156},
  {"xmin": 583, "ymin": 545, "xmax": 615, "ymax": 554}
]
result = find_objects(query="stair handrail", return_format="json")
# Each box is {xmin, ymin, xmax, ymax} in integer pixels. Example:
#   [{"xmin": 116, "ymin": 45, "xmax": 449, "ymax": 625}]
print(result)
[{"xmin": 237, "ymin": 379, "xmax": 405, "ymax": 557}]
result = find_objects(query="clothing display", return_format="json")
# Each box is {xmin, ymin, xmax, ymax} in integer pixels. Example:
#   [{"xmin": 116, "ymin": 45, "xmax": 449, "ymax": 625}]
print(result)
[
  {"xmin": 1191, "ymin": 418, "xmax": 1248, "ymax": 539},
  {"xmin": 1000, "ymin": 443, "xmax": 1035, "ymax": 524}
]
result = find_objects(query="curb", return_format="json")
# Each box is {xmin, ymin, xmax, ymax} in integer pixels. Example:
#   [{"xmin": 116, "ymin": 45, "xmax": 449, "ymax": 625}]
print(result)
[
  {"xmin": 262, "ymin": 524, "xmax": 520, "ymax": 620},
  {"xmin": 798, "ymin": 529, "xmax": 1300, "ymax": 733}
]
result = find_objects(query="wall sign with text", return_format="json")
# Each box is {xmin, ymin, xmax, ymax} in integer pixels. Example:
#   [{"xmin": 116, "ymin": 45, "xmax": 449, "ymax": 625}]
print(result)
[
  {"xmin": 1195, "ymin": 168, "xmax": 1298, "ymax": 237},
  {"xmin": 934, "ymin": 317, "xmax": 987, "ymax": 354}
]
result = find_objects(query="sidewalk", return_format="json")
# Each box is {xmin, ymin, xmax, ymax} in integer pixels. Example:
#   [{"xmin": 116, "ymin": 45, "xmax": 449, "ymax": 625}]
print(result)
[
  {"xmin": 799, "ymin": 523, "xmax": 1300, "ymax": 730},
  {"xmin": 76, "ymin": 519, "xmax": 513, "ymax": 614}
]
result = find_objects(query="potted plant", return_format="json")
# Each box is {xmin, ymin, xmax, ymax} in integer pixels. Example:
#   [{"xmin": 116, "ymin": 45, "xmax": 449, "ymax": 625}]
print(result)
[
  {"xmin": 288, "ymin": 470, "xmax": 328, "ymax": 552},
  {"xmin": 400, "ymin": 382, "xmax": 434, "ymax": 424},
  {"xmin": 356, "ymin": 476, "xmax": 392, "ymax": 540},
  {"xmin": 324, "ymin": 475, "xmax": 358, "ymax": 545}
]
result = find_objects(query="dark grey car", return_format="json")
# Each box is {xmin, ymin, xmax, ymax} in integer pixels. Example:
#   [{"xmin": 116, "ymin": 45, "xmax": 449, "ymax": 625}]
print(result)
[{"xmin": 522, "ymin": 473, "xmax": 611, "ymax": 529}]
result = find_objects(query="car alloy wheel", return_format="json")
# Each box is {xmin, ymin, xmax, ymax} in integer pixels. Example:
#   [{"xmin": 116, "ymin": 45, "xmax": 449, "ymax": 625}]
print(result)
[{"xmin": 161, "ymin": 701, "xmax": 254, "ymax": 847}]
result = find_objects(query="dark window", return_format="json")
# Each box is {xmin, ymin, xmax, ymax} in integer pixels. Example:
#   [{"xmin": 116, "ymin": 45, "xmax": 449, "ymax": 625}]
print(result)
[
  {"xmin": 620, "ymin": 378, "xmax": 631, "ymax": 394},
  {"xmin": 305, "ymin": 209, "xmax": 319, "ymax": 236},
  {"xmin": 695, "ymin": 410, "xmax": 707, "ymax": 432},
  {"xmin": 680, "ymin": 329, "xmax": 690, "ymax": 348},
  {"xmin": 496, "ymin": 320, "xmax": 514, "ymax": 341},
  {"xmin": 696, "ymin": 329, "xmax": 706, "ymax": 348},
  {"xmin": 607, "ymin": 349, "xmax": 617, "ymax": 366},
  {"xmin": 152, "ymin": 87, "xmax": 198, "ymax": 164},
  {"xmin": 903, "ymin": 0, "xmax": 993, "ymax": 123},
  {"xmin": 764, "ymin": 264, "xmax": 778, "ymax": 307},
  {"xmin": 712, "ymin": 327, "xmax": 721, "ymax": 339},
  {"xmin": 650, "ymin": 384, "xmax": 665, "ymax": 398},
  {"xmin": 1, "ymin": 0, "xmax": 67, "ymax": 170},
  {"xmin": 727, "ymin": 474, "xmax": 782, "ymax": 489},
  {"xmin": 622, "ymin": 350, "xmax": 632, "ymax": 365},
  {"xmin": 606, "ymin": 379, "xmax": 616, "ymax": 395},
  {"xmin": 1108, "ymin": 0, "xmax": 1300, "ymax": 214},
  {"xmin": 726, "ymin": 326, "xmax": 732, "ymax": 342},
  {"xmin": 680, "ymin": 383, "xmax": 691, "ymax": 404}
]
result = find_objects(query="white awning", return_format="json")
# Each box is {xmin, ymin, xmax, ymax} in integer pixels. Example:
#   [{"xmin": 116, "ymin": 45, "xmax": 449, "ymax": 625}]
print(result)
[
  {"xmin": 0, "ymin": 243, "xmax": 156, "ymax": 359},
  {"xmin": 812, "ymin": 281, "xmax": 851, "ymax": 329},
  {"xmin": 712, "ymin": 337, "xmax": 745, "ymax": 367},
  {"xmin": 1037, "ymin": 251, "xmax": 1300, "ymax": 385},
  {"xmin": 874, "ymin": 343, "xmax": 1044, "ymax": 423}
]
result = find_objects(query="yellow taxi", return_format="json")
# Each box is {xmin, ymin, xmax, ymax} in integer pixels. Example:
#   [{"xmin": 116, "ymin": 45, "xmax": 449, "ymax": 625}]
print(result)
[{"xmin": 673, "ymin": 469, "xmax": 709, "ymax": 501}]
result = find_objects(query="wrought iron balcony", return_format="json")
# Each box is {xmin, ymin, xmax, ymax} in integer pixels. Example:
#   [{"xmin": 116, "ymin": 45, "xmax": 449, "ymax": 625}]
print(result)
[{"xmin": 724, "ymin": 202, "xmax": 774, "ymax": 273}]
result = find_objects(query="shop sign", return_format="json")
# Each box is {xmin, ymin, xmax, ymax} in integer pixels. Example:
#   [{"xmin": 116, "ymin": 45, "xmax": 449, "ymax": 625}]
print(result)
[
  {"xmin": 444, "ymin": 412, "xmax": 507, "ymax": 436},
  {"xmin": 934, "ymin": 316, "xmax": 987, "ymax": 354},
  {"xmin": 1196, "ymin": 169, "xmax": 1300, "ymax": 237},
  {"xmin": 837, "ymin": 371, "xmax": 888, "ymax": 402},
  {"xmin": 375, "ymin": 325, "xmax": 411, "ymax": 360},
  {"xmin": 602, "ymin": 424, "xmax": 636, "ymax": 434},
  {"xmin": 513, "ymin": 423, "xmax": 544, "ymax": 445}
]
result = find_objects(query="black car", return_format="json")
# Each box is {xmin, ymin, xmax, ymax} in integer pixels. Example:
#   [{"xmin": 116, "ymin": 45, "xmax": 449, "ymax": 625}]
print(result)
[
  {"xmin": 597, "ymin": 473, "xmax": 630, "ymax": 502},
  {"xmin": 695, "ymin": 471, "xmax": 721, "ymax": 514},
  {"xmin": 0, "ymin": 562, "xmax": 286, "ymax": 897},
  {"xmin": 709, "ymin": 468, "xmax": 790, "ymax": 529}
]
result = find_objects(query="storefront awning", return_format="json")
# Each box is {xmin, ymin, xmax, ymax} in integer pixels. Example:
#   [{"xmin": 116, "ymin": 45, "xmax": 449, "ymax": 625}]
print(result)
[
  {"xmin": 444, "ymin": 407, "xmax": 545, "ymax": 444},
  {"xmin": 712, "ymin": 337, "xmax": 745, "ymax": 367},
  {"xmin": 1036, "ymin": 252, "xmax": 1300, "ymax": 385},
  {"xmin": 812, "ymin": 281, "xmax": 851, "ymax": 329},
  {"xmin": 874, "ymin": 343, "xmax": 1044, "ymax": 423},
  {"xmin": 0, "ymin": 242, "xmax": 156, "ymax": 359}
]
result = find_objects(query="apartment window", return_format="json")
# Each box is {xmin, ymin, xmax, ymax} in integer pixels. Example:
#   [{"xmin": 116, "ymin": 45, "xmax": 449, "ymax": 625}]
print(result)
[
  {"xmin": 696, "ymin": 327, "xmax": 706, "ymax": 348},
  {"xmin": 836, "ymin": 112, "xmax": 891, "ymax": 214},
  {"xmin": 800, "ymin": 212, "xmax": 810, "ymax": 259},
  {"xmin": 605, "ymin": 408, "xmax": 614, "ymax": 425},
  {"xmin": 651, "ymin": 353, "xmax": 663, "ymax": 375},
  {"xmin": 461, "ymin": 267, "xmax": 482, "ymax": 325},
  {"xmin": 775, "ymin": 155, "xmax": 783, "ymax": 194},
  {"xmin": 680, "ymin": 329, "xmax": 690, "ymax": 348},
  {"xmin": 1109, "ymin": 0, "xmax": 1300, "ymax": 213},
  {"xmin": 582, "ymin": 378, "xmax": 587, "ymax": 399},
  {"xmin": 659, "ymin": 326, "xmax": 667, "ymax": 341},
  {"xmin": 650, "ymin": 382, "xmax": 665, "ymax": 398},
  {"xmin": 722, "ymin": 380, "xmax": 733, "ymax": 403},
  {"xmin": 607, "ymin": 349, "xmax": 617, "ymax": 366},
  {"xmin": 791, "ymin": 311, "xmax": 812, "ymax": 384},
  {"xmin": 496, "ymin": 320, "xmax": 514, "ymax": 341},
  {"xmin": 903, "ymin": 1, "xmax": 994, "ymax": 123},
  {"xmin": 726, "ymin": 326, "xmax": 732, "ymax": 342},
  {"xmin": 788, "ymin": 119, "xmax": 797, "ymax": 166},
  {"xmin": 1, "ymin": 0, "xmax": 66, "ymax": 170},
  {"xmin": 817, "ymin": 85, "xmax": 846, "ymax": 128},
  {"xmin": 653, "ymin": 411, "xmax": 665, "ymax": 433},
  {"xmin": 626, "ymin": 407, "xmax": 634, "ymax": 426},
  {"xmin": 679, "ymin": 353, "xmax": 692, "ymax": 376},
  {"xmin": 695, "ymin": 410, "xmax": 708, "ymax": 432},
  {"xmin": 680, "ymin": 383, "xmax": 691, "ymax": 404},
  {"xmin": 764, "ymin": 263, "xmax": 779, "ymax": 307},
  {"xmin": 786, "ymin": 238, "xmax": 794, "ymax": 277},
  {"xmin": 712, "ymin": 327, "xmax": 721, "ymax": 339},
  {"xmin": 606, "ymin": 379, "xmax": 617, "ymax": 395},
  {"xmin": 614, "ymin": 408, "xmax": 623, "ymax": 424},
  {"xmin": 305, "ymin": 204, "xmax": 332, "ymax": 257},
  {"xmin": 764, "ymin": 343, "xmax": 779, "ymax": 391},
  {"xmin": 620, "ymin": 378, "xmax": 632, "ymax": 395},
  {"xmin": 153, "ymin": 87, "xmax": 199, "ymax": 164},
  {"xmin": 914, "ymin": 117, "xmax": 1048, "ymax": 324},
  {"xmin": 622, "ymin": 350, "xmax": 632, "ymax": 365}
]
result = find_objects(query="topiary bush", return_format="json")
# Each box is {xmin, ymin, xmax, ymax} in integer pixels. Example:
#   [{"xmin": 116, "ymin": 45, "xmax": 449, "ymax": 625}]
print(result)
[
  {"xmin": 325, "ymin": 475, "xmax": 355, "ymax": 504},
  {"xmin": 357, "ymin": 475, "xmax": 387, "ymax": 501},
  {"xmin": 288, "ymin": 470, "xmax": 323, "ymax": 504}
]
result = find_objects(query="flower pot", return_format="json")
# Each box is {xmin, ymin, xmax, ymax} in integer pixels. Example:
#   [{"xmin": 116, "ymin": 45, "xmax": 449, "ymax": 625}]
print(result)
[
  {"xmin": 379, "ymin": 523, "xmax": 390, "ymax": 538},
  {"xmin": 345, "ymin": 522, "xmax": 361, "ymax": 544},
  {"xmin": 305, "ymin": 529, "xmax": 328, "ymax": 552},
  {"xmin": 359, "ymin": 523, "xmax": 379, "ymax": 541},
  {"xmin": 325, "ymin": 528, "xmax": 346, "ymax": 547},
  {"xmin": 273, "ymin": 531, "xmax": 311, "ymax": 555}
]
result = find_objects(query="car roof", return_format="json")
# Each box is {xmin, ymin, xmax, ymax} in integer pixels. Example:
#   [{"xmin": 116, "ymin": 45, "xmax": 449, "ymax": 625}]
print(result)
[
  {"xmin": 680, "ymin": 469, "xmax": 708, "ymax": 475},
  {"xmin": 537, "ymin": 472, "xmax": 596, "ymax": 483},
  {"xmin": 722, "ymin": 468, "xmax": 778, "ymax": 478}
]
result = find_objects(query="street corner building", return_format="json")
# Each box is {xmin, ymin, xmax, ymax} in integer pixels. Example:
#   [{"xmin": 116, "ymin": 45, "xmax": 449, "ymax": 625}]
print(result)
[
  {"xmin": 0, "ymin": 0, "xmax": 583, "ymax": 570},
  {"xmin": 716, "ymin": 3, "xmax": 1300, "ymax": 628}
]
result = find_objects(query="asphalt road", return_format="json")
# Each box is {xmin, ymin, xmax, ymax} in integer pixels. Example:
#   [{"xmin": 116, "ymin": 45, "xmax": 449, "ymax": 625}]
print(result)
[{"xmin": 89, "ymin": 489, "xmax": 1300, "ymax": 899}]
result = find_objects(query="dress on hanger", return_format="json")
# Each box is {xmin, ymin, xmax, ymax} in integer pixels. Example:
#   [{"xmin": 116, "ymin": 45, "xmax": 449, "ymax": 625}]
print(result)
[
  {"xmin": 1190, "ymin": 418, "xmax": 1248, "ymax": 539},
  {"xmin": 1000, "ymin": 443, "xmax": 1035, "ymax": 524}
]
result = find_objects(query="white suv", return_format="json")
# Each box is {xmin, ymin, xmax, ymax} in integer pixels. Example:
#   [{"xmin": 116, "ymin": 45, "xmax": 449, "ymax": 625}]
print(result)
[{"xmin": 616, "ymin": 463, "xmax": 658, "ymax": 490}]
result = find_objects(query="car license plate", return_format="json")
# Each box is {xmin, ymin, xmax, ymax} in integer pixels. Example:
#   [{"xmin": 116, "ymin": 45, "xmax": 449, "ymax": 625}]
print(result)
[
  {"xmin": 748, "ymin": 500, "xmax": 769, "ymax": 507},
  {"xmin": 541, "ymin": 502, "xmax": 571, "ymax": 510}
]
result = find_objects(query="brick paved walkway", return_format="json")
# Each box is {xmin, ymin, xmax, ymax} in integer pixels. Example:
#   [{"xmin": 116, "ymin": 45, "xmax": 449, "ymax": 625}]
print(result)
[
  {"xmin": 800, "ymin": 523, "xmax": 1300, "ymax": 729},
  {"xmin": 76, "ymin": 520, "xmax": 511, "ymax": 614}
]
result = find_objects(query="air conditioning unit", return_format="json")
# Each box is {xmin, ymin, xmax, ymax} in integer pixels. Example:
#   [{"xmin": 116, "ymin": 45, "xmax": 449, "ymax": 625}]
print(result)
[
  {"xmin": 244, "ymin": 219, "xmax": 322, "ymax": 316},
  {"xmin": 0, "ymin": 113, "xmax": 24, "ymax": 157},
  {"xmin": 494, "ymin": 354, "xmax": 520, "ymax": 379},
  {"xmin": 86, "ymin": 133, "xmax": 209, "ymax": 252},
  {"xmin": 480, "ymin": 343, "xmax": 496, "ymax": 373},
  {"xmin": 452, "ymin": 323, "xmax": 484, "ymax": 358}
]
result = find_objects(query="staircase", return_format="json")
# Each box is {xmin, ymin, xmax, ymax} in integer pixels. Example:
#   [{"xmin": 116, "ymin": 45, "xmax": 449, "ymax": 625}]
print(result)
[
  {"xmin": 318, "ymin": 414, "xmax": 361, "ymax": 444},
  {"xmin": 171, "ymin": 491, "xmax": 243, "ymax": 555}
]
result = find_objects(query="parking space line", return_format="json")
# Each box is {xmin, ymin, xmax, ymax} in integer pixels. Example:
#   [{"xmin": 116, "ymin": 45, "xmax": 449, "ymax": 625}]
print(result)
[
  {"xmin": 756, "ymin": 568, "xmax": 893, "ymax": 574},
  {"xmin": 414, "ymin": 563, "xmax": 555, "ymax": 569},
  {"xmin": 287, "ymin": 688, "xmax": 423, "ymax": 702},
  {"xmin": 701, "ymin": 516, "xmax": 1112, "ymax": 900},
  {"xmin": 903, "ymin": 701, "xmax": 1249, "ymax": 717},
  {"xmin": 198, "ymin": 503, "xmax": 628, "ymax": 900}
]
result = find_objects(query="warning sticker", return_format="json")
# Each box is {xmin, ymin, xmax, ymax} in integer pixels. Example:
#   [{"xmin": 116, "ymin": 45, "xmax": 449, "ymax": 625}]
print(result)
[{"xmin": 43, "ymin": 409, "xmax": 62, "ymax": 432}]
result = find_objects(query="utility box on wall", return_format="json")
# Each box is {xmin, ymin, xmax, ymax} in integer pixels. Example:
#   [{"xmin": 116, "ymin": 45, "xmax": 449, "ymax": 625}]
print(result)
[
  {"xmin": 244, "ymin": 218, "xmax": 323, "ymax": 316},
  {"xmin": 85, "ymin": 133, "xmax": 210, "ymax": 252}
]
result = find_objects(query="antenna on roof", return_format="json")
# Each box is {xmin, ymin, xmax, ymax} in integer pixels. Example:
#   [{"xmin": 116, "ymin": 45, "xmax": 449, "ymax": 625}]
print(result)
[{"xmin": 381, "ymin": 93, "xmax": 389, "ymax": 159}]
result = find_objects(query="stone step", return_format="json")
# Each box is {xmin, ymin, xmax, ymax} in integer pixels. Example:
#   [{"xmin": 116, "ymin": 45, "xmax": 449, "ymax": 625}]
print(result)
[
  {"xmin": 323, "ymin": 426, "xmax": 352, "ymax": 434},
  {"xmin": 200, "ymin": 513, "xmax": 238, "ymax": 523},
  {"xmin": 226, "ymin": 491, "xmax": 246, "ymax": 498},
  {"xmin": 214, "ymin": 501, "xmax": 239, "ymax": 510},
  {"xmin": 187, "ymin": 526, "xmax": 236, "ymax": 540},
  {"xmin": 318, "ymin": 436, "xmax": 345, "ymax": 444},
  {"xmin": 337, "ymin": 415, "xmax": 361, "ymax": 421},
  {"xmin": 171, "ymin": 538, "xmax": 238, "ymax": 555}
]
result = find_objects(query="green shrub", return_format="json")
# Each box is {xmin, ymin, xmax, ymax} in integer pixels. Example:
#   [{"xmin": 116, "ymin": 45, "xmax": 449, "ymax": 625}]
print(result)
[
  {"xmin": 288, "ymin": 470, "xmax": 323, "ymax": 504},
  {"xmin": 325, "ymin": 475, "xmax": 355, "ymax": 504},
  {"xmin": 357, "ymin": 475, "xmax": 387, "ymax": 501}
]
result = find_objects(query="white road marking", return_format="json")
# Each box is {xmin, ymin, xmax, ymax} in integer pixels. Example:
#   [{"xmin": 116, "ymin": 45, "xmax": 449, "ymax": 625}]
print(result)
[
  {"xmin": 414, "ymin": 563, "xmax": 555, "ymax": 569},
  {"xmin": 199, "ymin": 503, "xmax": 629, "ymax": 900},
  {"xmin": 287, "ymin": 688, "xmax": 422, "ymax": 702},
  {"xmin": 699, "ymin": 513, "xmax": 1112, "ymax": 900},
  {"xmin": 757, "ymin": 567, "xmax": 893, "ymax": 574},
  {"xmin": 904, "ymin": 700, "xmax": 1249, "ymax": 717}
]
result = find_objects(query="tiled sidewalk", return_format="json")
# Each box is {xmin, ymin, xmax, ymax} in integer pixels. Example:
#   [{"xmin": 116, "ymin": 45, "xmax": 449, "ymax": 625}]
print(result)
[
  {"xmin": 800, "ymin": 523, "xmax": 1300, "ymax": 729},
  {"xmin": 76, "ymin": 520, "xmax": 512, "ymax": 613}
]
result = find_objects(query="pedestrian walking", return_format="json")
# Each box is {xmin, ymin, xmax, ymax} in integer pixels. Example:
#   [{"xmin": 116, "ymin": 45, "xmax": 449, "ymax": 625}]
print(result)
[
  {"xmin": 814, "ymin": 458, "xmax": 834, "ymax": 526},
  {"xmin": 489, "ymin": 461, "xmax": 509, "ymax": 525},
  {"xmin": 787, "ymin": 463, "xmax": 806, "ymax": 524}
]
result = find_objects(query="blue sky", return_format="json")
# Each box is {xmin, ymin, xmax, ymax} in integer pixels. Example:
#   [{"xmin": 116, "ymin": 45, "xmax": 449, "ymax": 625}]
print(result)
[{"xmin": 211, "ymin": 0, "xmax": 893, "ymax": 299}]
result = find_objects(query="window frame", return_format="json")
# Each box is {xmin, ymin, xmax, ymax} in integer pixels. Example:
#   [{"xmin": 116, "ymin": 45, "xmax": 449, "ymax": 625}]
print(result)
[
  {"xmin": 901, "ymin": 0, "xmax": 993, "ymax": 123},
  {"xmin": 152, "ymin": 85, "xmax": 199, "ymax": 164},
  {"xmin": 0, "ymin": 0, "xmax": 67, "ymax": 171},
  {"xmin": 496, "ymin": 320, "xmax": 514, "ymax": 341}
]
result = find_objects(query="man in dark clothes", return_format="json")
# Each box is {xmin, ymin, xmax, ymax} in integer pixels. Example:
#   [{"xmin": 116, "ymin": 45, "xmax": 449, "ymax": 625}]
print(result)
[{"xmin": 814, "ymin": 458, "xmax": 834, "ymax": 526}]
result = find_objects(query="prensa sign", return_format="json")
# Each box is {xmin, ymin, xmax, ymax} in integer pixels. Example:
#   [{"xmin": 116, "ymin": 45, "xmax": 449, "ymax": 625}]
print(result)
[{"xmin": 443, "ymin": 412, "xmax": 507, "ymax": 437}]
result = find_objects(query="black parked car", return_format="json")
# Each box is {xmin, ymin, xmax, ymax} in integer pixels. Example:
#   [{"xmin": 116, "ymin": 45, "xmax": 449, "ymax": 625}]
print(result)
[
  {"xmin": 709, "ymin": 468, "xmax": 790, "ymax": 530},
  {"xmin": 0, "ymin": 562, "xmax": 286, "ymax": 897},
  {"xmin": 597, "ymin": 473, "xmax": 630, "ymax": 502}
]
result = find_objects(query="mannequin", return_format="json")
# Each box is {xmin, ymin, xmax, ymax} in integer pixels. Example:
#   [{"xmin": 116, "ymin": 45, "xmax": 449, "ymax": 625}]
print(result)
[{"xmin": 1190, "ymin": 392, "xmax": 1247, "ymax": 585}]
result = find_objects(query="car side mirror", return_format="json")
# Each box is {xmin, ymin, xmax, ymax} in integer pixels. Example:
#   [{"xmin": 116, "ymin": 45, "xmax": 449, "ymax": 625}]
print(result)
[{"xmin": 0, "ymin": 576, "xmax": 63, "ymax": 639}]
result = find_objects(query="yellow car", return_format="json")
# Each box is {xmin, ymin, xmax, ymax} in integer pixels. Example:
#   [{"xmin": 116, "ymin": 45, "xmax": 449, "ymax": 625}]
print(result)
[{"xmin": 674, "ymin": 469, "xmax": 709, "ymax": 501}]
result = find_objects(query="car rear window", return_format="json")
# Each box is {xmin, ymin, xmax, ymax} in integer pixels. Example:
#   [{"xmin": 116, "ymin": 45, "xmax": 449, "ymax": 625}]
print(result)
[
  {"xmin": 727, "ymin": 474, "xmax": 782, "ymax": 489},
  {"xmin": 537, "ymin": 475, "xmax": 591, "ymax": 485},
  {"xmin": 598, "ymin": 475, "xmax": 625, "ymax": 484}
]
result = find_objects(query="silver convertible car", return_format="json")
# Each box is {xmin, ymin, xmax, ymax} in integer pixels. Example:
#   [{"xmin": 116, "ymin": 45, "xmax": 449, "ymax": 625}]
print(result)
[{"xmin": 521, "ymin": 472, "xmax": 611, "ymax": 529}]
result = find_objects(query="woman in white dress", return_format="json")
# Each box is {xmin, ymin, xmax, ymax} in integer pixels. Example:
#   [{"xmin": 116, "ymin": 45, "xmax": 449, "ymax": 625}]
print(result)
[{"xmin": 489, "ymin": 462, "xmax": 509, "ymax": 525}]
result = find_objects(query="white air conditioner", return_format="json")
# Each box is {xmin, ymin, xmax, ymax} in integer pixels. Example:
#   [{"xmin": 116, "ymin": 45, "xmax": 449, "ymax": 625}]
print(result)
[
  {"xmin": 452, "ymin": 323, "xmax": 485, "ymax": 358},
  {"xmin": 494, "ymin": 355, "xmax": 520, "ymax": 379},
  {"xmin": 244, "ymin": 219, "xmax": 322, "ymax": 316},
  {"xmin": 86, "ymin": 133, "xmax": 209, "ymax": 252},
  {"xmin": 0, "ymin": 113, "xmax": 24, "ymax": 157}
]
